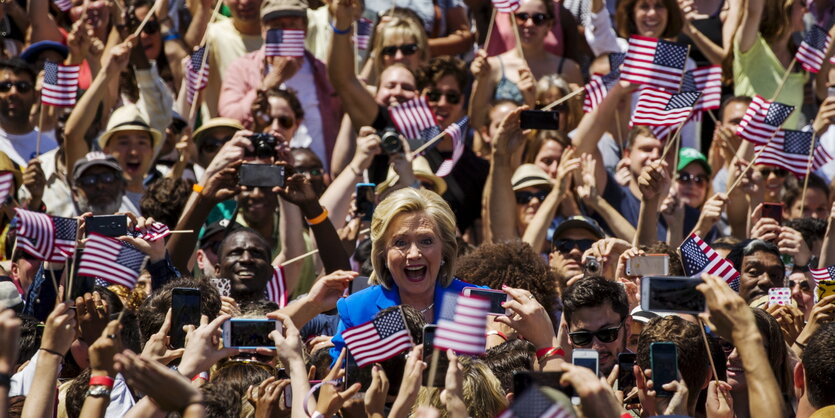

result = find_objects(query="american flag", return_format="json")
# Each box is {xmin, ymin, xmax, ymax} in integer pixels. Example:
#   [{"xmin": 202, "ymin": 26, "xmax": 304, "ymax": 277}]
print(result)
[
  {"xmin": 679, "ymin": 233, "xmax": 740, "ymax": 292},
  {"xmin": 492, "ymin": 0, "xmax": 521, "ymax": 13},
  {"xmin": 132, "ymin": 222, "xmax": 171, "ymax": 242},
  {"xmin": 185, "ymin": 46, "xmax": 210, "ymax": 104},
  {"xmin": 41, "ymin": 62, "xmax": 79, "ymax": 107},
  {"xmin": 621, "ymin": 35, "xmax": 689, "ymax": 91},
  {"xmin": 266, "ymin": 266, "xmax": 288, "ymax": 308},
  {"xmin": 434, "ymin": 293, "xmax": 490, "ymax": 355},
  {"xmin": 810, "ymin": 265, "xmax": 835, "ymax": 282},
  {"xmin": 0, "ymin": 172, "xmax": 14, "ymax": 203},
  {"xmin": 630, "ymin": 88, "xmax": 700, "ymax": 127},
  {"xmin": 796, "ymin": 25, "xmax": 831, "ymax": 73},
  {"xmin": 342, "ymin": 307, "xmax": 414, "ymax": 367},
  {"xmin": 419, "ymin": 117, "xmax": 469, "ymax": 177},
  {"xmin": 681, "ymin": 66, "xmax": 722, "ymax": 111},
  {"xmin": 53, "ymin": 0, "xmax": 71, "ymax": 11},
  {"xmin": 265, "ymin": 29, "xmax": 305, "ymax": 57},
  {"xmin": 753, "ymin": 129, "xmax": 832, "ymax": 177},
  {"xmin": 77, "ymin": 233, "xmax": 147, "ymax": 289},
  {"xmin": 354, "ymin": 18, "xmax": 373, "ymax": 50},
  {"xmin": 389, "ymin": 97, "xmax": 438, "ymax": 139},
  {"xmin": 497, "ymin": 386, "xmax": 573, "ymax": 418},
  {"xmin": 736, "ymin": 95, "xmax": 795, "ymax": 145},
  {"xmin": 583, "ymin": 53, "xmax": 626, "ymax": 113},
  {"xmin": 15, "ymin": 209, "xmax": 77, "ymax": 263}
]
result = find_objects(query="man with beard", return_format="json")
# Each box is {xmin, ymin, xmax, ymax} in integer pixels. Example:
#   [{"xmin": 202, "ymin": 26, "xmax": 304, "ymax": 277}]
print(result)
[
  {"xmin": 0, "ymin": 58, "xmax": 57, "ymax": 167},
  {"xmin": 561, "ymin": 275, "xmax": 630, "ymax": 377},
  {"xmin": 70, "ymin": 152, "xmax": 134, "ymax": 215}
]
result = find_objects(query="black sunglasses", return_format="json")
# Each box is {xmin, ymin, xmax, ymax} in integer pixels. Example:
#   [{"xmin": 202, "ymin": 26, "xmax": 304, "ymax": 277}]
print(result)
[
  {"xmin": 790, "ymin": 280, "xmax": 811, "ymax": 292},
  {"xmin": 568, "ymin": 322, "xmax": 623, "ymax": 346},
  {"xmin": 266, "ymin": 115, "xmax": 295, "ymax": 129},
  {"xmin": 143, "ymin": 19, "xmax": 160, "ymax": 35},
  {"xmin": 552, "ymin": 238, "xmax": 595, "ymax": 254},
  {"xmin": 77, "ymin": 172, "xmax": 119, "ymax": 187},
  {"xmin": 515, "ymin": 190, "xmax": 548, "ymax": 204},
  {"xmin": 380, "ymin": 43, "xmax": 419, "ymax": 57},
  {"xmin": 425, "ymin": 90, "xmax": 462, "ymax": 105},
  {"xmin": 515, "ymin": 12, "xmax": 551, "ymax": 26},
  {"xmin": 0, "ymin": 81, "xmax": 33, "ymax": 93},
  {"xmin": 759, "ymin": 167, "xmax": 789, "ymax": 178},
  {"xmin": 676, "ymin": 172, "xmax": 708, "ymax": 185}
]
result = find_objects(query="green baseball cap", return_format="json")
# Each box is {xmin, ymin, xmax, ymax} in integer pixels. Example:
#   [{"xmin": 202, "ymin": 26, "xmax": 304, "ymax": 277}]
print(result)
[{"xmin": 677, "ymin": 147, "xmax": 712, "ymax": 176}]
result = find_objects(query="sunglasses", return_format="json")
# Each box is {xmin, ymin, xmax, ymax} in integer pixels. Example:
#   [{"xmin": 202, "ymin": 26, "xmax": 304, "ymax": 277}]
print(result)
[
  {"xmin": 790, "ymin": 280, "xmax": 811, "ymax": 292},
  {"xmin": 676, "ymin": 172, "xmax": 708, "ymax": 185},
  {"xmin": 425, "ymin": 90, "xmax": 462, "ymax": 105},
  {"xmin": 568, "ymin": 322, "xmax": 623, "ymax": 346},
  {"xmin": 0, "ymin": 81, "xmax": 33, "ymax": 93},
  {"xmin": 514, "ymin": 12, "xmax": 551, "ymax": 26},
  {"xmin": 515, "ymin": 190, "xmax": 548, "ymax": 204},
  {"xmin": 380, "ymin": 43, "xmax": 419, "ymax": 57},
  {"xmin": 552, "ymin": 238, "xmax": 595, "ymax": 254},
  {"xmin": 143, "ymin": 19, "xmax": 160, "ymax": 35},
  {"xmin": 77, "ymin": 172, "xmax": 119, "ymax": 187},
  {"xmin": 758, "ymin": 167, "xmax": 789, "ymax": 178},
  {"xmin": 267, "ymin": 115, "xmax": 295, "ymax": 129}
]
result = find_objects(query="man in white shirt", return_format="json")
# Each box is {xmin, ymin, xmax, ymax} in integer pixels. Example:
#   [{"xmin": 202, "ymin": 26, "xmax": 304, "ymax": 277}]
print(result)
[{"xmin": 0, "ymin": 58, "xmax": 57, "ymax": 168}]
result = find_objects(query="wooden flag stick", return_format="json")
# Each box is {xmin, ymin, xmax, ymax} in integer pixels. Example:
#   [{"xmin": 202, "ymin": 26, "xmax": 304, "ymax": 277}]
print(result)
[
  {"xmin": 660, "ymin": 107, "xmax": 694, "ymax": 161},
  {"xmin": 425, "ymin": 348, "xmax": 441, "ymax": 397},
  {"xmin": 186, "ymin": 0, "xmax": 224, "ymax": 125},
  {"xmin": 509, "ymin": 13, "xmax": 524, "ymax": 59},
  {"xmin": 800, "ymin": 134, "xmax": 818, "ymax": 215},
  {"xmin": 770, "ymin": 57, "xmax": 797, "ymax": 102},
  {"xmin": 726, "ymin": 136, "xmax": 776, "ymax": 195},
  {"xmin": 483, "ymin": 9, "xmax": 497, "ymax": 53},
  {"xmin": 614, "ymin": 108, "xmax": 624, "ymax": 156},
  {"xmin": 35, "ymin": 104, "xmax": 45, "ymax": 157},
  {"xmin": 698, "ymin": 317, "xmax": 721, "ymax": 384},
  {"xmin": 409, "ymin": 130, "xmax": 447, "ymax": 158},
  {"xmin": 132, "ymin": 0, "xmax": 163, "ymax": 37},
  {"xmin": 168, "ymin": 230, "xmax": 194, "ymax": 234},
  {"xmin": 541, "ymin": 87, "xmax": 584, "ymax": 111},
  {"xmin": 280, "ymin": 249, "xmax": 319, "ymax": 267},
  {"xmin": 48, "ymin": 267, "xmax": 59, "ymax": 296}
]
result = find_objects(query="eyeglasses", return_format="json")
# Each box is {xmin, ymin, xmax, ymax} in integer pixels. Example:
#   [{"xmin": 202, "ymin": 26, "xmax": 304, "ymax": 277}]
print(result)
[
  {"xmin": 268, "ymin": 115, "xmax": 295, "ymax": 129},
  {"xmin": 515, "ymin": 190, "xmax": 548, "ymax": 204},
  {"xmin": 425, "ymin": 90, "xmax": 462, "ymax": 105},
  {"xmin": 552, "ymin": 238, "xmax": 595, "ymax": 254},
  {"xmin": 0, "ymin": 81, "xmax": 33, "ymax": 93},
  {"xmin": 568, "ymin": 322, "xmax": 623, "ymax": 346},
  {"xmin": 77, "ymin": 172, "xmax": 119, "ymax": 187},
  {"xmin": 514, "ymin": 12, "xmax": 551, "ymax": 26},
  {"xmin": 295, "ymin": 166, "xmax": 324, "ymax": 176},
  {"xmin": 758, "ymin": 167, "xmax": 789, "ymax": 178},
  {"xmin": 380, "ymin": 43, "xmax": 419, "ymax": 57},
  {"xmin": 676, "ymin": 172, "xmax": 708, "ymax": 185}
]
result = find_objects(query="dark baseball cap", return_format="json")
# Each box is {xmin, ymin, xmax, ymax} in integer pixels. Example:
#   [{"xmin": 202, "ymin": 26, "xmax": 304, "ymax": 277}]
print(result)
[
  {"xmin": 20, "ymin": 41, "xmax": 69, "ymax": 64},
  {"xmin": 552, "ymin": 216, "xmax": 606, "ymax": 243},
  {"xmin": 72, "ymin": 151, "xmax": 123, "ymax": 183},
  {"xmin": 198, "ymin": 218, "xmax": 243, "ymax": 249}
]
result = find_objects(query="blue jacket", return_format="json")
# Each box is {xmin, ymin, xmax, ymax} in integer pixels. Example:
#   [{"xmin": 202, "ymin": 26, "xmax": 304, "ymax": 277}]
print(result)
[{"xmin": 330, "ymin": 278, "xmax": 484, "ymax": 361}]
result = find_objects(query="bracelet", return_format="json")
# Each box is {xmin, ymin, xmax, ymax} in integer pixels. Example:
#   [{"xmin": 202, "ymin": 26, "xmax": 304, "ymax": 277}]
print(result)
[
  {"xmin": 162, "ymin": 32, "xmax": 181, "ymax": 42},
  {"xmin": 486, "ymin": 330, "xmax": 507, "ymax": 341},
  {"xmin": 89, "ymin": 375, "xmax": 115, "ymax": 388},
  {"xmin": 39, "ymin": 347, "xmax": 65, "ymax": 359},
  {"xmin": 330, "ymin": 22, "xmax": 351, "ymax": 34},
  {"xmin": 192, "ymin": 371, "xmax": 209, "ymax": 382},
  {"xmin": 0, "ymin": 373, "xmax": 10, "ymax": 389},
  {"xmin": 305, "ymin": 207, "xmax": 329, "ymax": 225},
  {"xmin": 535, "ymin": 346, "xmax": 565, "ymax": 360},
  {"xmin": 192, "ymin": 183, "xmax": 204, "ymax": 194}
]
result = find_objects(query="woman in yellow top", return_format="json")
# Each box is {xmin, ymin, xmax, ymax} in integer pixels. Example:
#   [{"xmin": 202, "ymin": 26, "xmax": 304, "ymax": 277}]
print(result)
[{"xmin": 729, "ymin": 0, "xmax": 808, "ymax": 129}]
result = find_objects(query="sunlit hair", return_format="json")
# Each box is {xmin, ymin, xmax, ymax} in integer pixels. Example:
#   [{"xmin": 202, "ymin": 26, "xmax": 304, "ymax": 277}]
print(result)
[
  {"xmin": 760, "ymin": 0, "xmax": 797, "ymax": 43},
  {"xmin": 371, "ymin": 16, "xmax": 430, "ymax": 79},
  {"xmin": 414, "ymin": 357, "xmax": 508, "ymax": 418},
  {"xmin": 369, "ymin": 188, "xmax": 457, "ymax": 288},
  {"xmin": 615, "ymin": 0, "xmax": 683, "ymax": 39},
  {"xmin": 535, "ymin": 74, "xmax": 581, "ymax": 132}
]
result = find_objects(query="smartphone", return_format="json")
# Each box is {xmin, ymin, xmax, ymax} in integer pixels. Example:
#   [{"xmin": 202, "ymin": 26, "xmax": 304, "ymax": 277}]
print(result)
[
  {"xmin": 222, "ymin": 319, "xmax": 282, "ymax": 349},
  {"xmin": 86, "ymin": 215, "xmax": 128, "ymax": 237},
  {"xmin": 572, "ymin": 349, "xmax": 599, "ymax": 376},
  {"xmin": 817, "ymin": 279, "xmax": 835, "ymax": 302},
  {"xmin": 768, "ymin": 287, "xmax": 791, "ymax": 306},
  {"xmin": 519, "ymin": 110, "xmax": 559, "ymax": 130},
  {"xmin": 355, "ymin": 183, "xmax": 376, "ymax": 222},
  {"xmin": 650, "ymin": 342, "xmax": 678, "ymax": 398},
  {"xmin": 617, "ymin": 352, "xmax": 637, "ymax": 391},
  {"xmin": 640, "ymin": 276, "xmax": 706, "ymax": 314},
  {"xmin": 170, "ymin": 288, "xmax": 201, "ymax": 349},
  {"xmin": 422, "ymin": 324, "xmax": 449, "ymax": 387},
  {"xmin": 344, "ymin": 351, "xmax": 372, "ymax": 392},
  {"xmin": 512, "ymin": 371, "xmax": 575, "ymax": 397},
  {"xmin": 761, "ymin": 203, "xmax": 784, "ymax": 225},
  {"xmin": 626, "ymin": 254, "xmax": 670, "ymax": 276},
  {"xmin": 239, "ymin": 163, "xmax": 285, "ymax": 188},
  {"xmin": 462, "ymin": 287, "xmax": 509, "ymax": 315}
]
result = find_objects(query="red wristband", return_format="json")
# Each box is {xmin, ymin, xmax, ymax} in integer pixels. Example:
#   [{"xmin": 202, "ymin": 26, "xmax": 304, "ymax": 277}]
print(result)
[
  {"xmin": 89, "ymin": 375, "xmax": 115, "ymax": 388},
  {"xmin": 535, "ymin": 346, "xmax": 565, "ymax": 360},
  {"xmin": 486, "ymin": 330, "xmax": 508, "ymax": 341},
  {"xmin": 621, "ymin": 413, "xmax": 633, "ymax": 418},
  {"xmin": 192, "ymin": 372, "xmax": 209, "ymax": 382}
]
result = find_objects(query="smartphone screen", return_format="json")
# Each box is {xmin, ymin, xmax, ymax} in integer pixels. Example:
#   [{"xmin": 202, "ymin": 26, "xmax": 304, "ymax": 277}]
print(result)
[
  {"xmin": 422, "ymin": 325, "xmax": 449, "ymax": 387},
  {"xmin": 344, "ymin": 351, "xmax": 371, "ymax": 392},
  {"xmin": 519, "ymin": 110, "xmax": 559, "ymax": 130},
  {"xmin": 356, "ymin": 183, "xmax": 376, "ymax": 222},
  {"xmin": 170, "ymin": 288, "xmax": 201, "ymax": 349},
  {"xmin": 463, "ymin": 288, "xmax": 508, "ymax": 315},
  {"xmin": 239, "ymin": 163, "xmax": 285, "ymax": 188},
  {"xmin": 651, "ymin": 342, "xmax": 678, "ymax": 398},
  {"xmin": 618, "ymin": 352, "xmax": 637, "ymax": 391},
  {"xmin": 642, "ymin": 276, "xmax": 706, "ymax": 314},
  {"xmin": 626, "ymin": 255, "xmax": 670, "ymax": 276},
  {"xmin": 572, "ymin": 350, "xmax": 599, "ymax": 376},
  {"xmin": 761, "ymin": 203, "xmax": 783, "ymax": 225},
  {"xmin": 228, "ymin": 320, "xmax": 278, "ymax": 348},
  {"xmin": 512, "ymin": 371, "xmax": 575, "ymax": 397}
]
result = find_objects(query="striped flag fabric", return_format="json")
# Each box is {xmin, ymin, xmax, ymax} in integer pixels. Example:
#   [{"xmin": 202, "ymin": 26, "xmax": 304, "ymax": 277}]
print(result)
[
  {"xmin": 354, "ymin": 18, "xmax": 373, "ymax": 50},
  {"xmin": 796, "ymin": 25, "xmax": 831, "ymax": 73},
  {"xmin": 77, "ymin": 233, "xmax": 147, "ymax": 289},
  {"xmin": 630, "ymin": 88, "xmax": 700, "ymax": 127},
  {"xmin": 342, "ymin": 307, "xmax": 414, "ymax": 367},
  {"xmin": 811, "ymin": 266, "xmax": 835, "ymax": 282},
  {"xmin": 0, "ymin": 172, "xmax": 14, "ymax": 203},
  {"xmin": 434, "ymin": 293, "xmax": 490, "ymax": 355},
  {"xmin": 492, "ymin": 0, "xmax": 521, "ymax": 13},
  {"xmin": 389, "ymin": 97, "xmax": 438, "ymax": 139},
  {"xmin": 265, "ymin": 29, "xmax": 305, "ymax": 57},
  {"xmin": 15, "ymin": 209, "xmax": 77, "ymax": 262},
  {"xmin": 266, "ymin": 266, "xmax": 288, "ymax": 308},
  {"xmin": 736, "ymin": 95, "xmax": 795, "ymax": 144},
  {"xmin": 419, "ymin": 117, "xmax": 469, "ymax": 177},
  {"xmin": 753, "ymin": 129, "xmax": 832, "ymax": 177},
  {"xmin": 497, "ymin": 386, "xmax": 573, "ymax": 418},
  {"xmin": 583, "ymin": 53, "xmax": 626, "ymax": 113},
  {"xmin": 41, "ymin": 61, "xmax": 79, "ymax": 107},
  {"xmin": 681, "ymin": 66, "xmax": 722, "ymax": 111},
  {"xmin": 132, "ymin": 222, "xmax": 171, "ymax": 242},
  {"xmin": 185, "ymin": 46, "xmax": 210, "ymax": 104},
  {"xmin": 53, "ymin": 0, "xmax": 72, "ymax": 11},
  {"xmin": 621, "ymin": 35, "xmax": 689, "ymax": 91},
  {"xmin": 680, "ymin": 233, "xmax": 740, "ymax": 292}
]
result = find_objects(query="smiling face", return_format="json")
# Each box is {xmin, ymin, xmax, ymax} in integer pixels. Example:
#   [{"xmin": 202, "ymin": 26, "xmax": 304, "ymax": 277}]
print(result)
[
  {"xmin": 384, "ymin": 212, "xmax": 444, "ymax": 303},
  {"xmin": 788, "ymin": 187, "xmax": 829, "ymax": 220},
  {"xmin": 626, "ymin": 134, "xmax": 663, "ymax": 178},
  {"xmin": 376, "ymin": 66, "xmax": 418, "ymax": 107},
  {"xmin": 216, "ymin": 231, "xmax": 274, "ymax": 299},
  {"xmin": 226, "ymin": 0, "xmax": 263, "ymax": 23},
  {"xmin": 568, "ymin": 302, "xmax": 628, "ymax": 375},
  {"xmin": 103, "ymin": 130, "xmax": 154, "ymax": 186},
  {"xmin": 675, "ymin": 162, "xmax": 708, "ymax": 208},
  {"xmin": 238, "ymin": 184, "xmax": 278, "ymax": 228},
  {"xmin": 0, "ymin": 69, "xmax": 35, "ymax": 129},
  {"xmin": 632, "ymin": 0, "xmax": 668, "ymax": 38},
  {"xmin": 133, "ymin": 5, "xmax": 162, "ymax": 60},
  {"xmin": 756, "ymin": 165, "xmax": 789, "ymax": 202},
  {"xmin": 72, "ymin": 165, "xmax": 125, "ymax": 215},
  {"xmin": 515, "ymin": 185, "xmax": 550, "ymax": 231},
  {"xmin": 515, "ymin": 0, "xmax": 553, "ymax": 46},
  {"xmin": 380, "ymin": 31, "xmax": 421, "ymax": 71},
  {"xmin": 423, "ymin": 74, "xmax": 465, "ymax": 128},
  {"xmin": 738, "ymin": 250, "xmax": 785, "ymax": 302}
]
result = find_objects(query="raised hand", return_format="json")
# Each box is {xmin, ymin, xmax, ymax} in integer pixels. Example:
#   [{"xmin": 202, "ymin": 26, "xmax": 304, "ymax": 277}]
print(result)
[
  {"xmin": 492, "ymin": 106, "xmax": 528, "ymax": 158},
  {"xmin": 470, "ymin": 50, "xmax": 491, "ymax": 79},
  {"xmin": 364, "ymin": 364, "xmax": 389, "ymax": 417},
  {"xmin": 637, "ymin": 160, "xmax": 670, "ymax": 202},
  {"xmin": 141, "ymin": 309, "xmax": 185, "ymax": 365},
  {"xmin": 495, "ymin": 286, "xmax": 557, "ymax": 351},
  {"xmin": 114, "ymin": 349, "xmax": 203, "ymax": 413},
  {"xmin": 178, "ymin": 314, "xmax": 239, "ymax": 378},
  {"xmin": 119, "ymin": 214, "xmax": 166, "ymax": 263},
  {"xmin": 88, "ymin": 319, "xmax": 123, "ymax": 377},
  {"xmin": 247, "ymin": 377, "xmax": 291, "ymax": 418},
  {"xmin": 42, "ymin": 302, "xmax": 78, "ymax": 358},
  {"xmin": 75, "ymin": 291, "xmax": 110, "ymax": 346}
]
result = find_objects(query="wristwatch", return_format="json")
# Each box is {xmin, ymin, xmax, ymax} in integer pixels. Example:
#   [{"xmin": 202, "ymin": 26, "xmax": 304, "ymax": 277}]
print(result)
[{"xmin": 86, "ymin": 385, "xmax": 112, "ymax": 398}]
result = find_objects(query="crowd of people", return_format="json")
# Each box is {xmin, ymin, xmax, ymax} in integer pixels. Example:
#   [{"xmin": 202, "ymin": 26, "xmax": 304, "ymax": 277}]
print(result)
[{"xmin": 0, "ymin": 0, "xmax": 834, "ymax": 416}]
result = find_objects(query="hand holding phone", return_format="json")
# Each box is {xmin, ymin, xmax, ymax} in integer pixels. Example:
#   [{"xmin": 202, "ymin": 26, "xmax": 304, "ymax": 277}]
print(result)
[
  {"xmin": 650, "ymin": 342, "xmax": 678, "ymax": 398},
  {"xmin": 462, "ymin": 287, "xmax": 509, "ymax": 315},
  {"xmin": 222, "ymin": 319, "xmax": 282, "ymax": 349},
  {"xmin": 86, "ymin": 215, "xmax": 128, "ymax": 237},
  {"xmin": 170, "ymin": 288, "xmax": 201, "ymax": 349},
  {"xmin": 519, "ymin": 110, "xmax": 559, "ymax": 130}
]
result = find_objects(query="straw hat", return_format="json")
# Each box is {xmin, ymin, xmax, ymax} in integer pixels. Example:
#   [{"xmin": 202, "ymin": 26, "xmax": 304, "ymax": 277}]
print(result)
[
  {"xmin": 97, "ymin": 104, "xmax": 163, "ymax": 150},
  {"xmin": 511, "ymin": 164, "xmax": 552, "ymax": 191},
  {"xmin": 377, "ymin": 156, "xmax": 447, "ymax": 196}
]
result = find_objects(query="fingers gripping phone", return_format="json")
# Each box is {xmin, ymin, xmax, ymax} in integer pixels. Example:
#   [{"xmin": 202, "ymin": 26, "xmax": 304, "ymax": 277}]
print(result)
[
  {"xmin": 462, "ymin": 287, "xmax": 510, "ymax": 315},
  {"xmin": 170, "ymin": 288, "xmax": 201, "ymax": 349},
  {"xmin": 650, "ymin": 342, "xmax": 678, "ymax": 398}
]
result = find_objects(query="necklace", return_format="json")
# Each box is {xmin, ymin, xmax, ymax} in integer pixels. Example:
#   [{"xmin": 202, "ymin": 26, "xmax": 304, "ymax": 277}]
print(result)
[{"xmin": 418, "ymin": 303, "xmax": 434, "ymax": 314}]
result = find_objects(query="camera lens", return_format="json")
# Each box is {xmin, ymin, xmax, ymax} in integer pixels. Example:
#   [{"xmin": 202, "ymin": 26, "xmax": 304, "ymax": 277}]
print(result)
[{"xmin": 378, "ymin": 128, "xmax": 402, "ymax": 154}]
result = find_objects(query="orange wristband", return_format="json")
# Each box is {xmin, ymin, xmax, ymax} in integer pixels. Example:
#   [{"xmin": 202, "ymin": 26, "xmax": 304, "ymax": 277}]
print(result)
[
  {"xmin": 192, "ymin": 184, "xmax": 204, "ymax": 193},
  {"xmin": 305, "ymin": 207, "xmax": 329, "ymax": 225}
]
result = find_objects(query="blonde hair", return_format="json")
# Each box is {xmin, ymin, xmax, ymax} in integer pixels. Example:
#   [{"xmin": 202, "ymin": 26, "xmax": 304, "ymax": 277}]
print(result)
[
  {"xmin": 536, "ymin": 75, "xmax": 581, "ymax": 132},
  {"xmin": 369, "ymin": 188, "xmax": 458, "ymax": 288},
  {"xmin": 414, "ymin": 357, "xmax": 508, "ymax": 418},
  {"xmin": 372, "ymin": 17, "xmax": 430, "ymax": 79}
]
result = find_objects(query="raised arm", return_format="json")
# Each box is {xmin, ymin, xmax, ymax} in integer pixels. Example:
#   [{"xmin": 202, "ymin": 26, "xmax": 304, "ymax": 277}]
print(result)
[
  {"xmin": 427, "ymin": 7, "xmax": 475, "ymax": 56},
  {"xmin": 275, "ymin": 173, "xmax": 314, "ymax": 294},
  {"xmin": 468, "ymin": 50, "xmax": 498, "ymax": 130},
  {"xmin": 27, "ymin": 0, "xmax": 63, "ymax": 43},
  {"xmin": 820, "ymin": 202, "xmax": 835, "ymax": 267},
  {"xmin": 634, "ymin": 161, "xmax": 670, "ymax": 247},
  {"xmin": 320, "ymin": 127, "xmax": 381, "ymax": 230},
  {"xmin": 522, "ymin": 149, "xmax": 581, "ymax": 249},
  {"xmin": 486, "ymin": 106, "xmax": 528, "ymax": 243},
  {"xmin": 730, "ymin": 0, "xmax": 763, "ymax": 54},
  {"xmin": 577, "ymin": 154, "xmax": 637, "ymax": 241}
]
